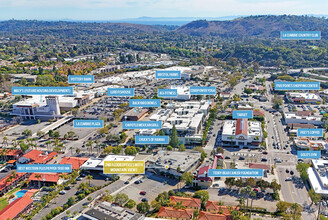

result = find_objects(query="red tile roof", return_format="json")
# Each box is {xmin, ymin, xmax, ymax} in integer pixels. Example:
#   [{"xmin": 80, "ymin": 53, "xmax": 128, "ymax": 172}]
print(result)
[
  {"xmin": 0, "ymin": 149, "xmax": 22, "ymax": 156},
  {"xmin": 249, "ymin": 163, "xmax": 270, "ymax": 170},
  {"xmin": 205, "ymin": 201, "xmax": 238, "ymax": 215},
  {"xmin": 198, "ymin": 166, "xmax": 210, "ymax": 175},
  {"xmin": 29, "ymin": 173, "xmax": 60, "ymax": 183},
  {"xmin": 235, "ymin": 119, "xmax": 248, "ymax": 136},
  {"xmin": 253, "ymin": 110, "xmax": 265, "ymax": 117},
  {"xmin": 22, "ymin": 150, "xmax": 57, "ymax": 164},
  {"xmin": 0, "ymin": 196, "xmax": 32, "ymax": 220},
  {"xmin": 157, "ymin": 207, "xmax": 194, "ymax": 219},
  {"xmin": 59, "ymin": 157, "xmax": 89, "ymax": 170},
  {"xmin": 170, "ymin": 196, "xmax": 201, "ymax": 209},
  {"xmin": 198, "ymin": 211, "xmax": 232, "ymax": 220},
  {"xmin": 296, "ymin": 111, "xmax": 311, "ymax": 117},
  {"xmin": 0, "ymin": 173, "xmax": 26, "ymax": 192}
]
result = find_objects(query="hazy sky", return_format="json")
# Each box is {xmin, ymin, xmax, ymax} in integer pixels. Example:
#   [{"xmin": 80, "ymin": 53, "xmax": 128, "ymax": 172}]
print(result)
[{"xmin": 0, "ymin": 0, "xmax": 328, "ymax": 20}]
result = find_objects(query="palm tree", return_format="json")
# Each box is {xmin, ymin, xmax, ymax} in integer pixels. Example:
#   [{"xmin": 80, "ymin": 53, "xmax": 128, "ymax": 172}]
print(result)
[
  {"xmin": 45, "ymin": 140, "xmax": 52, "ymax": 151},
  {"xmin": 35, "ymin": 174, "xmax": 42, "ymax": 188},
  {"xmin": 2, "ymin": 136, "xmax": 8, "ymax": 146},
  {"xmin": 86, "ymin": 175, "xmax": 93, "ymax": 186},
  {"xmin": 249, "ymin": 190, "xmax": 256, "ymax": 216},
  {"xmin": 173, "ymin": 201, "xmax": 184, "ymax": 209},
  {"xmin": 236, "ymin": 196, "xmax": 244, "ymax": 209},
  {"xmin": 87, "ymin": 140, "xmax": 94, "ymax": 155},
  {"xmin": 245, "ymin": 185, "xmax": 251, "ymax": 208}
]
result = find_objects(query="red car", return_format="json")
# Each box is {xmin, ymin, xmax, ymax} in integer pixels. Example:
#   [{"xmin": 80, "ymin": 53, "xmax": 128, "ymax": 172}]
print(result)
[{"xmin": 140, "ymin": 191, "xmax": 146, "ymax": 195}]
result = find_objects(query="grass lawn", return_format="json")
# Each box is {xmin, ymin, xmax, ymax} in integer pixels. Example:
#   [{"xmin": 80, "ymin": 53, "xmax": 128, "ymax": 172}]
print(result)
[{"xmin": 0, "ymin": 197, "xmax": 8, "ymax": 211}]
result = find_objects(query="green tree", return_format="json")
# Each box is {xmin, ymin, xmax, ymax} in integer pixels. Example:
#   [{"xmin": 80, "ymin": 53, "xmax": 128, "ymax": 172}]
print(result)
[
  {"xmin": 169, "ymin": 125, "xmax": 179, "ymax": 148},
  {"xmin": 193, "ymin": 190, "xmax": 209, "ymax": 203},
  {"xmin": 181, "ymin": 172, "xmax": 194, "ymax": 185},
  {"xmin": 22, "ymin": 129, "xmax": 32, "ymax": 137},
  {"xmin": 178, "ymin": 144, "xmax": 186, "ymax": 152},
  {"xmin": 124, "ymin": 199, "xmax": 136, "ymax": 209},
  {"xmin": 136, "ymin": 202, "xmax": 150, "ymax": 214},
  {"xmin": 114, "ymin": 193, "xmax": 129, "ymax": 206}
]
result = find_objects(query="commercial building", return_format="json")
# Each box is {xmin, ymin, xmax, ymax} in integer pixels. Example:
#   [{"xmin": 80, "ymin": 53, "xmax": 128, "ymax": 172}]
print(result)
[
  {"xmin": 82, "ymin": 201, "xmax": 145, "ymax": 220},
  {"xmin": 308, "ymin": 160, "xmax": 328, "ymax": 197},
  {"xmin": 221, "ymin": 119, "xmax": 263, "ymax": 148},
  {"xmin": 11, "ymin": 91, "xmax": 93, "ymax": 119},
  {"xmin": 283, "ymin": 111, "xmax": 322, "ymax": 126},
  {"xmin": 0, "ymin": 173, "xmax": 28, "ymax": 196},
  {"xmin": 18, "ymin": 150, "xmax": 57, "ymax": 164},
  {"xmin": 286, "ymin": 92, "xmax": 322, "ymax": 104},
  {"xmin": 161, "ymin": 101, "xmax": 210, "ymax": 145},
  {"xmin": 0, "ymin": 196, "xmax": 33, "ymax": 220},
  {"xmin": 59, "ymin": 157, "xmax": 89, "ymax": 170},
  {"xmin": 147, "ymin": 151, "xmax": 200, "ymax": 177},
  {"xmin": 294, "ymin": 138, "xmax": 328, "ymax": 150},
  {"xmin": 123, "ymin": 109, "xmax": 148, "ymax": 121},
  {"xmin": 28, "ymin": 173, "xmax": 63, "ymax": 187},
  {"xmin": 80, "ymin": 155, "xmax": 135, "ymax": 172},
  {"xmin": 0, "ymin": 149, "xmax": 23, "ymax": 161}
]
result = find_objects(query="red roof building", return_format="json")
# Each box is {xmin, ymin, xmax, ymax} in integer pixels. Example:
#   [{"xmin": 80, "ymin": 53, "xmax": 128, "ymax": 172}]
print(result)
[
  {"xmin": 157, "ymin": 207, "xmax": 194, "ymax": 219},
  {"xmin": 0, "ymin": 149, "xmax": 23, "ymax": 161},
  {"xmin": 18, "ymin": 150, "xmax": 57, "ymax": 164},
  {"xmin": 205, "ymin": 201, "xmax": 238, "ymax": 215},
  {"xmin": 0, "ymin": 172, "xmax": 28, "ymax": 196},
  {"xmin": 29, "ymin": 173, "xmax": 62, "ymax": 187},
  {"xmin": 253, "ymin": 110, "xmax": 265, "ymax": 117},
  {"xmin": 235, "ymin": 119, "xmax": 248, "ymax": 136},
  {"xmin": 198, "ymin": 211, "xmax": 233, "ymax": 220},
  {"xmin": 59, "ymin": 157, "xmax": 89, "ymax": 170},
  {"xmin": 249, "ymin": 163, "xmax": 270, "ymax": 170},
  {"xmin": 170, "ymin": 196, "xmax": 201, "ymax": 209},
  {"xmin": 0, "ymin": 196, "xmax": 33, "ymax": 220}
]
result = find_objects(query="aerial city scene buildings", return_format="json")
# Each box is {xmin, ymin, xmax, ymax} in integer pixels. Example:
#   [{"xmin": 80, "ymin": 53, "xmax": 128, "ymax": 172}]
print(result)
[{"xmin": 0, "ymin": 1, "xmax": 328, "ymax": 220}]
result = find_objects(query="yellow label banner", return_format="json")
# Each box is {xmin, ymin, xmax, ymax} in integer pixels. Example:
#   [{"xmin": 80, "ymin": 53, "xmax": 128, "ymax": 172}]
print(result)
[{"xmin": 103, "ymin": 161, "xmax": 145, "ymax": 174}]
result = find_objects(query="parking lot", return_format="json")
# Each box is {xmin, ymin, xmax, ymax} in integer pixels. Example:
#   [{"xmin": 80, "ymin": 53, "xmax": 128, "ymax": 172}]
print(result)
[
  {"xmin": 207, "ymin": 188, "xmax": 278, "ymax": 212},
  {"xmin": 119, "ymin": 172, "xmax": 179, "ymax": 203}
]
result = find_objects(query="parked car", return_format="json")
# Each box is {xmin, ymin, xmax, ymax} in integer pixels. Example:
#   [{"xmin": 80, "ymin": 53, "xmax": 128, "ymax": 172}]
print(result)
[
  {"xmin": 290, "ymin": 170, "xmax": 294, "ymax": 175},
  {"xmin": 64, "ymin": 186, "xmax": 71, "ymax": 190},
  {"xmin": 140, "ymin": 191, "xmax": 146, "ymax": 195},
  {"xmin": 285, "ymin": 177, "xmax": 292, "ymax": 181},
  {"xmin": 76, "ymin": 177, "xmax": 83, "ymax": 181},
  {"xmin": 141, "ymin": 198, "xmax": 148, "ymax": 202},
  {"xmin": 59, "ymin": 190, "xmax": 66, "ymax": 195},
  {"xmin": 261, "ymin": 158, "xmax": 268, "ymax": 162},
  {"xmin": 124, "ymin": 181, "xmax": 129, "ymax": 184}
]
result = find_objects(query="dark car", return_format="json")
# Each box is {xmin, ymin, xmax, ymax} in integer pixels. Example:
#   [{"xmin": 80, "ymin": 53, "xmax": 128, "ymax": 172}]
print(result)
[
  {"xmin": 225, "ymin": 156, "xmax": 231, "ymax": 159},
  {"xmin": 290, "ymin": 170, "xmax": 294, "ymax": 175},
  {"xmin": 286, "ymin": 169, "xmax": 289, "ymax": 173},
  {"xmin": 124, "ymin": 181, "xmax": 129, "ymax": 184},
  {"xmin": 134, "ymin": 180, "xmax": 140, "ymax": 184},
  {"xmin": 64, "ymin": 186, "xmax": 71, "ymax": 190},
  {"xmin": 262, "ymin": 151, "xmax": 268, "ymax": 155},
  {"xmin": 239, "ymin": 157, "xmax": 245, "ymax": 160},
  {"xmin": 141, "ymin": 198, "xmax": 148, "ymax": 202}
]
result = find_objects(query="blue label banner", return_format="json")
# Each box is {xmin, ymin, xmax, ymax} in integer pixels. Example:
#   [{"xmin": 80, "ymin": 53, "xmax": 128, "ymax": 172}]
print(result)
[
  {"xmin": 135, "ymin": 136, "xmax": 169, "ymax": 144},
  {"xmin": 297, "ymin": 128, "xmax": 323, "ymax": 137},
  {"xmin": 208, "ymin": 169, "xmax": 263, "ymax": 177},
  {"xmin": 232, "ymin": 110, "xmax": 253, "ymax": 119},
  {"xmin": 190, "ymin": 86, "xmax": 216, "ymax": 95},
  {"xmin": 107, "ymin": 88, "xmax": 134, "ymax": 96},
  {"xmin": 297, "ymin": 151, "xmax": 321, "ymax": 159},
  {"xmin": 129, "ymin": 99, "xmax": 161, "ymax": 107},
  {"xmin": 281, "ymin": 31, "xmax": 321, "ymax": 40},
  {"xmin": 17, "ymin": 164, "xmax": 72, "ymax": 173},
  {"xmin": 73, "ymin": 120, "xmax": 104, "ymax": 128},
  {"xmin": 275, "ymin": 82, "xmax": 320, "ymax": 90},
  {"xmin": 68, "ymin": 75, "xmax": 94, "ymax": 83},
  {"xmin": 155, "ymin": 70, "xmax": 181, "ymax": 79},
  {"xmin": 158, "ymin": 89, "xmax": 178, "ymax": 97},
  {"xmin": 123, "ymin": 121, "xmax": 162, "ymax": 129},
  {"xmin": 12, "ymin": 87, "xmax": 73, "ymax": 95}
]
